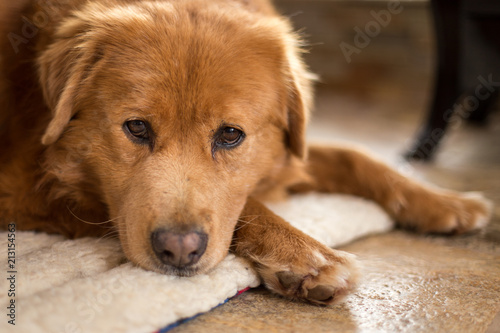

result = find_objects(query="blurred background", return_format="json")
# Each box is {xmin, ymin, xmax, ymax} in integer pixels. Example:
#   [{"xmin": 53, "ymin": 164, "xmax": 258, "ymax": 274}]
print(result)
[
  {"xmin": 273, "ymin": 0, "xmax": 500, "ymax": 163},
  {"xmin": 275, "ymin": 0, "xmax": 433, "ymax": 98}
]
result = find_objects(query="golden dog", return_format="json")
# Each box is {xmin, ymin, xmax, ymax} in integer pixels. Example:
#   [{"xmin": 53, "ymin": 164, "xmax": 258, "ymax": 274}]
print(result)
[{"xmin": 0, "ymin": 0, "xmax": 491, "ymax": 304}]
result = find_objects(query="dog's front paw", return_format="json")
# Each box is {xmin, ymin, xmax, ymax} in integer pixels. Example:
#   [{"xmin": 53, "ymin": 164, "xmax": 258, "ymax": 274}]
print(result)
[
  {"xmin": 398, "ymin": 190, "xmax": 493, "ymax": 234},
  {"xmin": 234, "ymin": 198, "xmax": 359, "ymax": 305},
  {"xmin": 256, "ymin": 246, "xmax": 358, "ymax": 305}
]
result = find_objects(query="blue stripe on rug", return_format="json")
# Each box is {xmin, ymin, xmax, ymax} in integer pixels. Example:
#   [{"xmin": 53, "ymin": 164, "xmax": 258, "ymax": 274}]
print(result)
[{"xmin": 156, "ymin": 287, "xmax": 251, "ymax": 333}]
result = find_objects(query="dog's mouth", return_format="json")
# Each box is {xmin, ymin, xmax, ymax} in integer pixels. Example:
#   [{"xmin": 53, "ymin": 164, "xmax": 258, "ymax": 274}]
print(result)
[{"xmin": 152, "ymin": 263, "xmax": 202, "ymax": 277}]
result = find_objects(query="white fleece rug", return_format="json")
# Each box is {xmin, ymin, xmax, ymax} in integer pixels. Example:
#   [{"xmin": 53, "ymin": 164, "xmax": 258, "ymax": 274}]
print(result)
[{"xmin": 0, "ymin": 193, "xmax": 393, "ymax": 333}]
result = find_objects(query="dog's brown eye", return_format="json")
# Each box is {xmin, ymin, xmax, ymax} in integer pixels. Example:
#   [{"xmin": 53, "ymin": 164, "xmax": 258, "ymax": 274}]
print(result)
[
  {"xmin": 127, "ymin": 120, "xmax": 148, "ymax": 137},
  {"xmin": 212, "ymin": 125, "xmax": 245, "ymax": 155},
  {"xmin": 124, "ymin": 119, "xmax": 151, "ymax": 145},
  {"xmin": 221, "ymin": 127, "xmax": 242, "ymax": 145}
]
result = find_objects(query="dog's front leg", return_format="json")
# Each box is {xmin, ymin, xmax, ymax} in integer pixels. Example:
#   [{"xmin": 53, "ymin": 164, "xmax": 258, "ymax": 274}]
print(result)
[{"xmin": 231, "ymin": 197, "xmax": 358, "ymax": 305}]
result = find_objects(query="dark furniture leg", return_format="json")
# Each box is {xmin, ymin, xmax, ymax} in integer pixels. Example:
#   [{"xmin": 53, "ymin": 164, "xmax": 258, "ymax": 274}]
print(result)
[{"xmin": 405, "ymin": 0, "xmax": 461, "ymax": 161}]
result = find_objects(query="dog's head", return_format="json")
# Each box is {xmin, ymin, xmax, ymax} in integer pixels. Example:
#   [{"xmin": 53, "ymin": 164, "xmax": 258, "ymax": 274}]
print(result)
[{"xmin": 39, "ymin": 1, "xmax": 312, "ymax": 276}]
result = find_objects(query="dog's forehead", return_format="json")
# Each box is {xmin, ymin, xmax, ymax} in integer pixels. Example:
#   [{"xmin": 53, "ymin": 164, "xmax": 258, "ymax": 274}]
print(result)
[
  {"xmin": 121, "ymin": 30, "xmax": 282, "ymax": 95},
  {"xmin": 106, "ymin": 54, "xmax": 283, "ymax": 123},
  {"xmin": 100, "ymin": 6, "xmax": 283, "ymax": 77},
  {"xmin": 99, "ymin": 24, "xmax": 286, "ymax": 120}
]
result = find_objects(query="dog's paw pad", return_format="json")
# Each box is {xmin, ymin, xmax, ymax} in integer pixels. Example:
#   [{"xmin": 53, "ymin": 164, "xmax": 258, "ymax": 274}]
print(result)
[
  {"xmin": 306, "ymin": 285, "xmax": 336, "ymax": 303},
  {"xmin": 264, "ymin": 249, "xmax": 358, "ymax": 305},
  {"xmin": 276, "ymin": 271, "xmax": 302, "ymax": 289},
  {"xmin": 275, "ymin": 272, "xmax": 339, "ymax": 303}
]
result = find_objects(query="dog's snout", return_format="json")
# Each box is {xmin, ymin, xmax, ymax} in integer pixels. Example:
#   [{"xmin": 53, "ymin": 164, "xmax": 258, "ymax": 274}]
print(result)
[{"xmin": 151, "ymin": 229, "xmax": 208, "ymax": 268}]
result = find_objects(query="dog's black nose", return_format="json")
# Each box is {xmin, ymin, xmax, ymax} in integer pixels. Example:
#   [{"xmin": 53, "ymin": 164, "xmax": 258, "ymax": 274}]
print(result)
[{"xmin": 151, "ymin": 229, "xmax": 208, "ymax": 268}]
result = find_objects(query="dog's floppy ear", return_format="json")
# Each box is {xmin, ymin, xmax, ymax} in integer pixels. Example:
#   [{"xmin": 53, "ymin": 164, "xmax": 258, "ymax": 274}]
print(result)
[
  {"xmin": 40, "ymin": 63, "xmax": 81, "ymax": 145},
  {"xmin": 39, "ymin": 18, "xmax": 91, "ymax": 145},
  {"xmin": 285, "ymin": 78, "xmax": 310, "ymax": 159},
  {"xmin": 283, "ymin": 40, "xmax": 314, "ymax": 160}
]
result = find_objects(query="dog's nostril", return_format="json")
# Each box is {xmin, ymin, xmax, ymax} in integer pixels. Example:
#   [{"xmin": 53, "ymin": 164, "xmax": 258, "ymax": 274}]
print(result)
[
  {"xmin": 151, "ymin": 229, "xmax": 208, "ymax": 268},
  {"xmin": 163, "ymin": 250, "xmax": 174, "ymax": 260},
  {"xmin": 188, "ymin": 250, "xmax": 201, "ymax": 259}
]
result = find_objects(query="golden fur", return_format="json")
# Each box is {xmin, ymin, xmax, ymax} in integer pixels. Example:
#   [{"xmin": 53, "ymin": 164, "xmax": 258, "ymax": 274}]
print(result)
[{"xmin": 0, "ymin": 0, "xmax": 491, "ymax": 304}]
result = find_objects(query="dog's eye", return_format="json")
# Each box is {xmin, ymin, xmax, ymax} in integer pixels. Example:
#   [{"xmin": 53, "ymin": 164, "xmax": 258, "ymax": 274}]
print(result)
[
  {"xmin": 126, "ymin": 120, "xmax": 149, "ymax": 138},
  {"xmin": 123, "ymin": 119, "xmax": 151, "ymax": 144},
  {"xmin": 220, "ymin": 127, "xmax": 242, "ymax": 145},
  {"xmin": 213, "ymin": 126, "xmax": 245, "ymax": 153}
]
